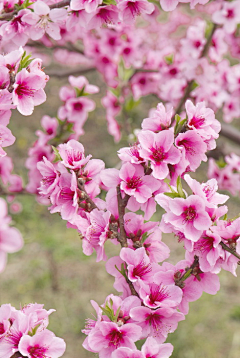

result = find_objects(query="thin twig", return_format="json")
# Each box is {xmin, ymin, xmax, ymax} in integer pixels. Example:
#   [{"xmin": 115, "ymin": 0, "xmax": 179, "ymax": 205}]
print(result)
[
  {"xmin": 220, "ymin": 241, "xmax": 240, "ymax": 263},
  {"xmin": 173, "ymin": 23, "xmax": 219, "ymax": 118},
  {"xmin": 116, "ymin": 185, "xmax": 129, "ymax": 248},
  {"xmin": 77, "ymin": 178, "xmax": 99, "ymax": 212},
  {"xmin": 10, "ymin": 353, "xmax": 26, "ymax": 358},
  {"xmin": 46, "ymin": 67, "xmax": 96, "ymax": 78}
]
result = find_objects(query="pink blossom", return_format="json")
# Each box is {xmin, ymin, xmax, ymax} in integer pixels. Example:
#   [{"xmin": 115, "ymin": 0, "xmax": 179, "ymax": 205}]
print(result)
[
  {"xmin": 141, "ymin": 103, "xmax": 173, "ymax": 132},
  {"xmin": 185, "ymin": 100, "xmax": 220, "ymax": 150},
  {"xmin": 159, "ymin": 195, "xmax": 212, "ymax": 241},
  {"xmin": 212, "ymin": 1, "xmax": 240, "ymax": 34},
  {"xmin": 138, "ymin": 130, "xmax": 181, "ymax": 179},
  {"xmin": 58, "ymin": 139, "xmax": 91, "ymax": 170},
  {"xmin": 112, "ymin": 347, "xmax": 144, "ymax": 358},
  {"xmin": 18, "ymin": 329, "xmax": 66, "ymax": 358},
  {"xmin": 119, "ymin": 162, "xmax": 159, "ymax": 203},
  {"xmin": 120, "ymin": 247, "xmax": 155, "ymax": 283},
  {"xmin": 175, "ymin": 130, "xmax": 207, "ymax": 171},
  {"xmin": 87, "ymin": 321, "xmax": 142, "ymax": 358},
  {"xmin": 23, "ymin": 1, "xmax": 67, "ymax": 41},
  {"xmin": 130, "ymin": 305, "xmax": 184, "ymax": 343},
  {"xmin": 118, "ymin": 0, "xmax": 154, "ymax": 24},
  {"xmin": 12, "ymin": 69, "xmax": 47, "ymax": 116},
  {"xmin": 70, "ymin": 0, "xmax": 103, "ymax": 13},
  {"xmin": 141, "ymin": 337, "xmax": 173, "ymax": 358}
]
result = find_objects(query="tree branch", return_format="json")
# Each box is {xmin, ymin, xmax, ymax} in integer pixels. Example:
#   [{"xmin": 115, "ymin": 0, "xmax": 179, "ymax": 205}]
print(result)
[
  {"xmin": 27, "ymin": 41, "xmax": 85, "ymax": 55},
  {"xmin": 46, "ymin": 67, "xmax": 96, "ymax": 78},
  {"xmin": 220, "ymin": 241, "xmax": 240, "ymax": 263},
  {"xmin": 116, "ymin": 185, "xmax": 129, "ymax": 248},
  {"xmin": 220, "ymin": 123, "xmax": 240, "ymax": 145},
  {"xmin": 10, "ymin": 352, "xmax": 26, "ymax": 358},
  {"xmin": 77, "ymin": 178, "xmax": 99, "ymax": 212},
  {"xmin": 173, "ymin": 23, "xmax": 219, "ymax": 118}
]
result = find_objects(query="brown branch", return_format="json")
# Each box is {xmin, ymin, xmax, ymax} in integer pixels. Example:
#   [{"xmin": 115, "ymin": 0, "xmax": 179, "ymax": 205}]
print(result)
[
  {"xmin": 27, "ymin": 41, "xmax": 85, "ymax": 55},
  {"xmin": 220, "ymin": 123, "xmax": 240, "ymax": 145},
  {"xmin": 77, "ymin": 177, "xmax": 99, "ymax": 212},
  {"xmin": 175, "ymin": 255, "xmax": 199, "ymax": 287},
  {"xmin": 46, "ymin": 66, "xmax": 96, "ymax": 78},
  {"xmin": 116, "ymin": 185, "xmax": 129, "ymax": 248},
  {"xmin": 49, "ymin": 0, "xmax": 70, "ymax": 9},
  {"xmin": 0, "ymin": 0, "xmax": 70, "ymax": 20},
  {"xmin": 0, "ymin": 186, "xmax": 32, "ymax": 196},
  {"xmin": 11, "ymin": 353, "xmax": 26, "ymax": 358},
  {"xmin": 220, "ymin": 241, "xmax": 240, "ymax": 263},
  {"xmin": 173, "ymin": 23, "xmax": 219, "ymax": 118}
]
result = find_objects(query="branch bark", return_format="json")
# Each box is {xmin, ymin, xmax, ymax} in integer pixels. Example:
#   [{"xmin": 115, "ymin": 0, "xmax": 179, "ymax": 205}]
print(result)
[
  {"xmin": 46, "ymin": 67, "xmax": 96, "ymax": 78},
  {"xmin": 10, "ymin": 353, "xmax": 26, "ymax": 358},
  {"xmin": 220, "ymin": 241, "xmax": 240, "ymax": 263},
  {"xmin": 173, "ymin": 23, "xmax": 219, "ymax": 118}
]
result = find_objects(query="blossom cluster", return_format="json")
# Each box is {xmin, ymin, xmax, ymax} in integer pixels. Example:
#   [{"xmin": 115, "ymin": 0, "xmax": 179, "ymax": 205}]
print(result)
[
  {"xmin": 0, "ymin": 47, "xmax": 48, "ymax": 158},
  {"xmin": 25, "ymin": 75, "xmax": 98, "ymax": 196},
  {"xmin": 208, "ymin": 153, "xmax": 240, "ymax": 196},
  {"xmin": 3, "ymin": 0, "xmax": 239, "ymax": 50},
  {"xmin": 35, "ymin": 99, "xmax": 240, "ymax": 356},
  {"xmin": 0, "ymin": 303, "xmax": 66, "ymax": 358}
]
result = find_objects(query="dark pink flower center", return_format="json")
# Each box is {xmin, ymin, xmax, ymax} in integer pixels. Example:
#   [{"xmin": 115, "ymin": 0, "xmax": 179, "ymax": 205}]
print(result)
[
  {"xmin": 126, "ymin": 176, "xmax": 142, "ymax": 189},
  {"xmin": 106, "ymin": 329, "xmax": 124, "ymax": 347},
  {"xmin": 177, "ymin": 139, "xmax": 196, "ymax": 155},
  {"xmin": 195, "ymin": 236, "xmax": 214, "ymax": 253},
  {"xmin": 102, "ymin": 56, "xmax": 110, "ymax": 64},
  {"xmin": 151, "ymin": 147, "xmax": 166, "ymax": 163},
  {"xmin": 73, "ymin": 102, "xmax": 83, "ymax": 111},
  {"xmin": 146, "ymin": 313, "xmax": 162, "ymax": 331},
  {"xmin": 97, "ymin": 9, "xmax": 113, "ymax": 23},
  {"xmin": 66, "ymin": 149, "xmax": 83, "ymax": 166},
  {"xmin": 194, "ymin": 40, "xmax": 201, "ymax": 48},
  {"xmin": 123, "ymin": 47, "xmax": 131, "ymax": 55},
  {"xmin": 59, "ymin": 188, "xmax": 74, "ymax": 202},
  {"xmin": 0, "ymin": 323, "xmax": 5, "ymax": 335},
  {"xmin": 132, "ymin": 259, "xmax": 152, "ymax": 279},
  {"xmin": 169, "ymin": 68, "xmax": 178, "ymax": 76},
  {"xmin": 28, "ymin": 344, "xmax": 48, "ymax": 358},
  {"xmin": 189, "ymin": 115, "xmax": 205, "ymax": 128},
  {"xmin": 15, "ymin": 83, "xmax": 34, "ymax": 98},
  {"xmin": 127, "ymin": 1, "xmax": 141, "ymax": 17},
  {"xmin": 129, "ymin": 145, "xmax": 144, "ymax": 161},
  {"xmin": 182, "ymin": 206, "xmax": 197, "ymax": 222},
  {"xmin": 139, "ymin": 77, "xmax": 146, "ymax": 85},
  {"xmin": 226, "ymin": 9, "xmax": 234, "ymax": 18},
  {"xmin": 6, "ymin": 330, "xmax": 23, "ymax": 349},
  {"xmin": 42, "ymin": 174, "xmax": 56, "ymax": 187},
  {"xmin": 149, "ymin": 284, "xmax": 169, "ymax": 305}
]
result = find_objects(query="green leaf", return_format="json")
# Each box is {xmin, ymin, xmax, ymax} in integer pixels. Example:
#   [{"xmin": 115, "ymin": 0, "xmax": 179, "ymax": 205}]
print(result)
[
  {"xmin": 176, "ymin": 176, "xmax": 186, "ymax": 198},
  {"xmin": 28, "ymin": 324, "xmax": 41, "ymax": 337},
  {"xmin": 141, "ymin": 232, "xmax": 150, "ymax": 243},
  {"xmin": 75, "ymin": 86, "xmax": 85, "ymax": 97},
  {"xmin": 216, "ymin": 157, "xmax": 227, "ymax": 169},
  {"xmin": 103, "ymin": 0, "xmax": 117, "ymax": 5},
  {"xmin": 109, "ymin": 87, "xmax": 121, "ymax": 98},
  {"xmin": 190, "ymin": 80, "xmax": 199, "ymax": 91},
  {"xmin": 51, "ymin": 146, "xmax": 62, "ymax": 162},
  {"xmin": 164, "ymin": 192, "xmax": 181, "ymax": 198},
  {"xmin": 165, "ymin": 54, "xmax": 174, "ymax": 65},
  {"xmin": 124, "ymin": 97, "xmax": 140, "ymax": 112},
  {"xmin": 18, "ymin": 51, "xmax": 34, "ymax": 72}
]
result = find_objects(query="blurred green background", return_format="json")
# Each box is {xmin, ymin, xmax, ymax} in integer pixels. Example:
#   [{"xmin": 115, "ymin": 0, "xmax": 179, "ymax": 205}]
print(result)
[{"xmin": 1, "ymin": 71, "xmax": 240, "ymax": 358}]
